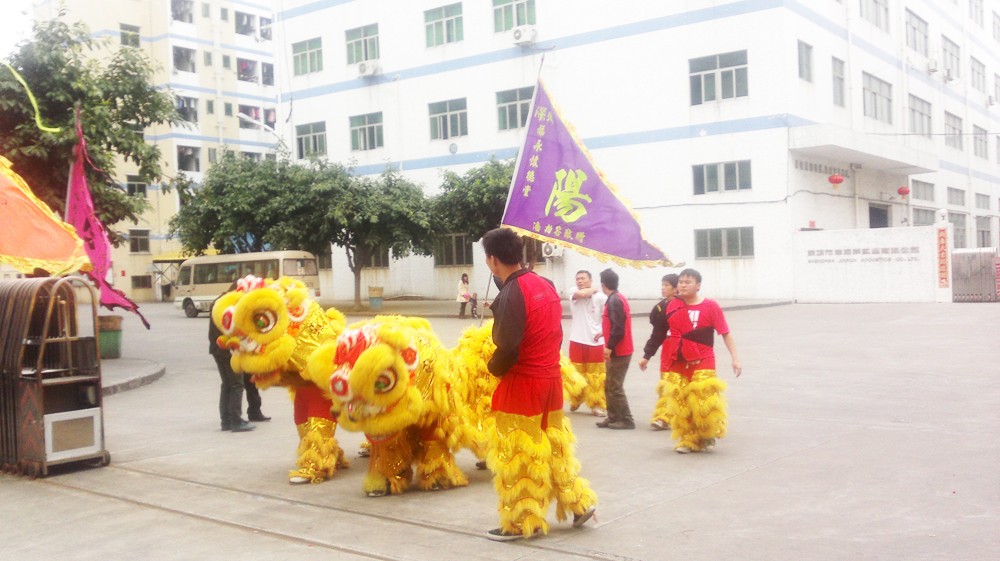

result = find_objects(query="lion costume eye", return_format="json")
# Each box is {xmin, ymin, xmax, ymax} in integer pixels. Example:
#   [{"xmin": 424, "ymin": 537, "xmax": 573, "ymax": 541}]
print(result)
[
  {"xmin": 220, "ymin": 306, "xmax": 236, "ymax": 334},
  {"xmin": 373, "ymin": 371, "xmax": 397, "ymax": 393},
  {"xmin": 253, "ymin": 310, "xmax": 277, "ymax": 333}
]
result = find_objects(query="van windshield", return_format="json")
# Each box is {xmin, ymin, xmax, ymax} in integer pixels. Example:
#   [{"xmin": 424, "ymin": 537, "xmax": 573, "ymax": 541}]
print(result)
[{"xmin": 283, "ymin": 258, "xmax": 318, "ymax": 276}]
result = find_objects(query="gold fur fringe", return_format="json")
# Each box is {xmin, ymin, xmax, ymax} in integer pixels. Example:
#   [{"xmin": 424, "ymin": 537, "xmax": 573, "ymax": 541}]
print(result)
[
  {"xmin": 665, "ymin": 370, "xmax": 728, "ymax": 451},
  {"xmin": 290, "ymin": 417, "xmax": 347, "ymax": 483}
]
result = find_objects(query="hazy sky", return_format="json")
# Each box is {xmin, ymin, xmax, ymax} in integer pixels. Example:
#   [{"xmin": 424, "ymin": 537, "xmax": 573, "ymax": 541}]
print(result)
[{"xmin": 0, "ymin": 2, "xmax": 33, "ymax": 57}]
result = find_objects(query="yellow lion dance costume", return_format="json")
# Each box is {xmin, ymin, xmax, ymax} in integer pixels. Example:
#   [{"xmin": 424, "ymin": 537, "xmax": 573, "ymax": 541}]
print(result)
[
  {"xmin": 305, "ymin": 315, "xmax": 468, "ymax": 497},
  {"xmin": 213, "ymin": 275, "xmax": 348, "ymax": 484}
]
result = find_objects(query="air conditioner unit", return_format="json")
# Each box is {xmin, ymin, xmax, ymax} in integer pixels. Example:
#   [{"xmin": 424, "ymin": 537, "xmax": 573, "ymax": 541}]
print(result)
[
  {"xmin": 357, "ymin": 60, "xmax": 379, "ymax": 77},
  {"xmin": 926, "ymin": 59, "xmax": 939, "ymax": 74},
  {"xmin": 511, "ymin": 25, "xmax": 536, "ymax": 46},
  {"xmin": 541, "ymin": 242, "xmax": 563, "ymax": 258}
]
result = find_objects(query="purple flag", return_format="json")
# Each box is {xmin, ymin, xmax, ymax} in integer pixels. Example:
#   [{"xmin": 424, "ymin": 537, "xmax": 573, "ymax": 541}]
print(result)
[{"xmin": 501, "ymin": 80, "xmax": 674, "ymax": 268}]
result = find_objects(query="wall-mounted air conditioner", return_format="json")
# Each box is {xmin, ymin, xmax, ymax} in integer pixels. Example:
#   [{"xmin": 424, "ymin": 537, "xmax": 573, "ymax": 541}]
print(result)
[
  {"xmin": 357, "ymin": 60, "xmax": 379, "ymax": 77},
  {"xmin": 512, "ymin": 25, "xmax": 536, "ymax": 46}
]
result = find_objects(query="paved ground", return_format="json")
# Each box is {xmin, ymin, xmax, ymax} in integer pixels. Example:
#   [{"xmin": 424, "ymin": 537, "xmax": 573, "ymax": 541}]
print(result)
[{"xmin": 1, "ymin": 299, "xmax": 998, "ymax": 561}]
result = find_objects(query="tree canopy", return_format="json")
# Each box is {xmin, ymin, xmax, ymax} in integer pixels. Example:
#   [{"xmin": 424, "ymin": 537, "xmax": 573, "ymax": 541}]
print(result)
[
  {"xmin": 0, "ymin": 18, "xmax": 179, "ymax": 241},
  {"xmin": 432, "ymin": 157, "xmax": 514, "ymax": 241}
]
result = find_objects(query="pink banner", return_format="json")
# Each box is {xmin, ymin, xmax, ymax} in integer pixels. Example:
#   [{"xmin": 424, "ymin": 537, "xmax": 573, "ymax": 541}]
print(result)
[{"xmin": 65, "ymin": 119, "xmax": 149, "ymax": 328}]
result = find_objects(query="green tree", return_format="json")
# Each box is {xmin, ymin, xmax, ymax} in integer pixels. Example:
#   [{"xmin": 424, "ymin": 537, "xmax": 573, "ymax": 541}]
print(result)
[
  {"xmin": 0, "ymin": 18, "xmax": 179, "ymax": 241},
  {"xmin": 432, "ymin": 157, "xmax": 514, "ymax": 241},
  {"xmin": 322, "ymin": 169, "xmax": 436, "ymax": 310},
  {"xmin": 169, "ymin": 151, "xmax": 319, "ymax": 254}
]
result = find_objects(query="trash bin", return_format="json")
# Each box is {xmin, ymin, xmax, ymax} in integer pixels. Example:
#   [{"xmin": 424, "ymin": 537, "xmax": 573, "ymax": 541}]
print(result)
[
  {"xmin": 368, "ymin": 286, "xmax": 384, "ymax": 311},
  {"xmin": 97, "ymin": 315, "xmax": 123, "ymax": 359}
]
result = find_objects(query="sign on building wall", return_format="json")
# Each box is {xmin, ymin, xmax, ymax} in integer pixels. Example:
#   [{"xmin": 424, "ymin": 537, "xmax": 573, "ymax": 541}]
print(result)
[{"xmin": 792, "ymin": 225, "xmax": 951, "ymax": 303}]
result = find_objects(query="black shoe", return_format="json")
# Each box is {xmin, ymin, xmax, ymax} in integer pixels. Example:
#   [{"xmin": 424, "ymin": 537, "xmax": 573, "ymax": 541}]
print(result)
[
  {"xmin": 476, "ymin": 460, "xmax": 488, "ymax": 470},
  {"xmin": 607, "ymin": 420, "xmax": 635, "ymax": 430},
  {"xmin": 229, "ymin": 421, "xmax": 255, "ymax": 432},
  {"xmin": 596, "ymin": 419, "xmax": 611, "ymax": 428},
  {"xmin": 573, "ymin": 506, "xmax": 597, "ymax": 527},
  {"xmin": 248, "ymin": 413, "xmax": 271, "ymax": 422}
]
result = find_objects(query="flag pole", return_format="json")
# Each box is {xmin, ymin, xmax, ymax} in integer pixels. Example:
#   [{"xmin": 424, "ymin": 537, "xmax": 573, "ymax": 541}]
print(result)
[{"xmin": 500, "ymin": 56, "xmax": 547, "ymax": 225}]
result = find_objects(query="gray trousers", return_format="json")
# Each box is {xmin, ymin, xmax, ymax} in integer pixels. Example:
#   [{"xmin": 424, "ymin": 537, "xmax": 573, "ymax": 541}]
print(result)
[{"xmin": 604, "ymin": 354, "xmax": 634, "ymax": 423}]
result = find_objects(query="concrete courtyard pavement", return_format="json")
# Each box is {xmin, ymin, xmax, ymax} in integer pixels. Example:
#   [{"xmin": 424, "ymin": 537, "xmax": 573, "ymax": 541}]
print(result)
[{"xmin": 1, "ymin": 300, "xmax": 998, "ymax": 561}]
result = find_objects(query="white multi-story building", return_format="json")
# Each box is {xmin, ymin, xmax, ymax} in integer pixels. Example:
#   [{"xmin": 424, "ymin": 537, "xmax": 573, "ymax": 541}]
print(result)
[
  {"xmin": 276, "ymin": 0, "xmax": 1000, "ymax": 301},
  {"xmin": 32, "ymin": 0, "xmax": 280, "ymax": 301}
]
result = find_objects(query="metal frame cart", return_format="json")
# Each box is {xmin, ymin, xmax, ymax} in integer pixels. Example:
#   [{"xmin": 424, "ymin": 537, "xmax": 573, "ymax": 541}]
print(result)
[{"xmin": 0, "ymin": 277, "xmax": 110, "ymax": 477}]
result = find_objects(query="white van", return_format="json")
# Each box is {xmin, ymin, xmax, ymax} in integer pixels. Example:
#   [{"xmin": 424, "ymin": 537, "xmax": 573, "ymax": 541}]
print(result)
[{"xmin": 173, "ymin": 250, "xmax": 320, "ymax": 317}]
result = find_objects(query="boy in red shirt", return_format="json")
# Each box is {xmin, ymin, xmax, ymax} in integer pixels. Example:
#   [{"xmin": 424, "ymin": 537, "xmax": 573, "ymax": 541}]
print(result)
[{"xmin": 661, "ymin": 269, "xmax": 742, "ymax": 453}]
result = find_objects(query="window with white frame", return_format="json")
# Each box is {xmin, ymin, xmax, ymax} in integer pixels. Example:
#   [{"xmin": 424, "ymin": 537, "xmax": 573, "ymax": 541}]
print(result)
[
  {"xmin": 172, "ymin": 0, "xmax": 194, "ymax": 23},
  {"xmin": 975, "ymin": 193, "xmax": 990, "ymax": 209},
  {"xmin": 262, "ymin": 62, "xmax": 274, "ymax": 86},
  {"xmin": 259, "ymin": 17, "xmax": 272, "ymax": 40},
  {"xmin": 949, "ymin": 212, "xmax": 968, "ymax": 248},
  {"xmin": 970, "ymin": 0, "xmax": 983, "ymax": 27},
  {"xmin": 120, "ymin": 24, "xmax": 140, "ymax": 48},
  {"xmin": 689, "ymin": 50, "xmax": 748, "ymax": 105},
  {"xmin": 434, "ymin": 233, "xmax": 473, "ymax": 266},
  {"xmin": 295, "ymin": 122, "xmax": 326, "ymax": 159},
  {"xmin": 131, "ymin": 275, "xmax": 153, "ymax": 289},
  {"xmin": 942, "ymin": 36, "xmax": 960, "ymax": 79},
  {"xmin": 905, "ymin": 10, "xmax": 928, "ymax": 55},
  {"xmin": 238, "ymin": 105, "xmax": 260, "ymax": 129},
  {"xmin": 292, "ymin": 38, "xmax": 322, "ymax": 76},
  {"xmin": 947, "ymin": 187, "xmax": 966, "ymax": 206},
  {"xmin": 235, "ymin": 11, "xmax": 255, "ymax": 36},
  {"xmin": 945, "ymin": 112, "xmax": 963, "ymax": 149},
  {"xmin": 126, "ymin": 175, "xmax": 147, "ymax": 198},
  {"xmin": 908, "ymin": 95, "xmax": 931, "ymax": 137},
  {"xmin": 860, "ymin": 0, "xmax": 889, "ymax": 30},
  {"xmin": 862, "ymin": 72, "xmax": 892, "ymax": 123},
  {"xmin": 970, "ymin": 57, "xmax": 985, "ymax": 92},
  {"xmin": 693, "ymin": 160, "xmax": 752, "ymax": 194},
  {"xmin": 177, "ymin": 146, "xmax": 200, "ymax": 172},
  {"xmin": 976, "ymin": 216, "xmax": 991, "ymax": 247},
  {"xmin": 346, "ymin": 24, "xmax": 379, "ymax": 64},
  {"xmin": 237, "ymin": 58, "xmax": 258, "ymax": 83},
  {"xmin": 129, "ymin": 229, "xmax": 150, "ymax": 253},
  {"xmin": 497, "ymin": 86, "xmax": 534, "ymax": 130},
  {"xmin": 973, "ymin": 126, "xmax": 988, "ymax": 158},
  {"xmin": 173, "ymin": 46, "xmax": 196, "ymax": 73},
  {"xmin": 493, "ymin": 0, "xmax": 535, "ymax": 33},
  {"xmin": 832, "ymin": 57, "xmax": 845, "ymax": 106},
  {"xmin": 797, "ymin": 41, "xmax": 812, "ymax": 82},
  {"xmin": 177, "ymin": 96, "xmax": 198, "ymax": 123},
  {"xmin": 913, "ymin": 208, "xmax": 936, "ymax": 226},
  {"xmin": 695, "ymin": 227, "xmax": 754, "ymax": 258},
  {"xmin": 204, "ymin": 51, "xmax": 212, "ymax": 67},
  {"xmin": 350, "ymin": 112, "xmax": 383, "ymax": 151},
  {"xmin": 429, "ymin": 98, "xmax": 468, "ymax": 140},
  {"xmin": 426, "ymin": 3, "xmax": 463, "ymax": 47},
  {"xmin": 912, "ymin": 180, "xmax": 934, "ymax": 201}
]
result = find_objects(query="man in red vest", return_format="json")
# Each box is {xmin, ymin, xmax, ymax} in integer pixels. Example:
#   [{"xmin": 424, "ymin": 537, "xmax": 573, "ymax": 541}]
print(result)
[{"xmin": 597, "ymin": 268, "xmax": 635, "ymax": 430}]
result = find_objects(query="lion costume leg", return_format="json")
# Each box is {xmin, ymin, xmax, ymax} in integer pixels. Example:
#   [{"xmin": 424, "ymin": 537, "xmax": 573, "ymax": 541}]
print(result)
[
  {"xmin": 289, "ymin": 386, "xmax": 347, "ymax": 484},
  {"xmin": 546, "ymin": 414, "xmax": 598, "ymax": 524},
  {"xmin": 665, "ymin": 369, "xmax": 728, "ymax": 452},
  {"xmin": 569, "ymin": 360, "xmax": 607, "ymax": 413},
  {"xmin": 487, "ymin": 411, "xmax": 555, "ymax": 538},
  {"xmin": 650, "ymin": 371, "xmax": 678, "ymax": 427},
  {"xmin": 364, "ymin": 430, "xmax": 415, "ymax": 497},
  {"xmin": 414, "ymin": 427, "xmax": 468, "ymax": 491}
]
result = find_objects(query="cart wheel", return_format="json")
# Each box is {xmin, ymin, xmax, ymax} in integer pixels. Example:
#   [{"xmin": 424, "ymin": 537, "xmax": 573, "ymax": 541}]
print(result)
[
  {"xmin": 183, "ymin": 299, "xmax": 199, "ymax": 318},
  {"xmin": 101, "ymin": 450, "xmax": 111, "ymax": 466}
]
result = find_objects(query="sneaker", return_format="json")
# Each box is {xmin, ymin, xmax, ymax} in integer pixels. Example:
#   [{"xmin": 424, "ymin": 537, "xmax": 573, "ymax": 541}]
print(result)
[
  {"xmin": 702, "ymin": 438, "xmax": 716, "ymax": 451},
  {"xmin": 675, "ymin": 446, "xmax": 692, "ymax": 454},
  {"xmin": 591, "ymin": 408, "xmax": 607, "ymax": 417},
  {"xmin": 358, "ymin": 447, "xmax": 371, "ymax": 458},
  {"xmin": 288, "ymin": 475, "xmax": 310, "ymax": 485},
  {"xmin": 607, "ymin": 420, "xmax": 635, "ymax": 430},
  {"xmin": 486, "ymin": 528, "xmax": 526, "ymax": 542},
  {"xmin": 650, "ymin": 419, "xmax": 669, "ymax": 431},
  {"xmin": 476, "ymin": 460, "xmax": 488, "ymax": 470},
  {"xmin": 229, "ymin": 421, "xmax": 255, "ymax": 433},
  {"xmin": 569, "ymin": 402, "xmax": 581, "ymax": 412},
  {"xmin": 573, "ymin": 506, "xmax": 597, "ymax": 528},
  {"xmin": 248, "ymin": 413, "xmax": 271, "ymax": 422},
  {"xmin": 596, "ymin": 419, "xmax": 611, "ymax": 428}
]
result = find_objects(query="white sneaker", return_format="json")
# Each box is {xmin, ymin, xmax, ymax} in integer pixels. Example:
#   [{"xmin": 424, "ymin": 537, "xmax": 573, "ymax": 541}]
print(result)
[
  {"xmin": 288, "ymin": 476, "xmax": 310, "ymax": 485},
  {"xmin": 650, "ymin": 419, "xmax": 669, "ymax": 431},
  {"xmin": 591, "ymin": 408, "xmax": 607, "ymax": 417},
  {"xmin": 674, "ymin": 446, "xmax": 692, "ymax": 454},
  {"xmin": 702, "ymin": 438, "xmax": 716, "ymax": 451}
]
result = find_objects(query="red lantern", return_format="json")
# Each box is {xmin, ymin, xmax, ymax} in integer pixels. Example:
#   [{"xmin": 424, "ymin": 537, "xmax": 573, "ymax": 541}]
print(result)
[
  {"xmin": 897, "ymin": 186, "xmax": 911, "ymax": 197},
  {"xmin": 828, "ymin": 174, "xmax": 844, "ymax": 186}
]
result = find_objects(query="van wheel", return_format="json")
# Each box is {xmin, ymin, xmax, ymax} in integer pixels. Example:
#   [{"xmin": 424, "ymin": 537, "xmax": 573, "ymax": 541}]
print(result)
[{"xmin": 183, "ymin": 300, "xmax": 199, "ymax": 318}]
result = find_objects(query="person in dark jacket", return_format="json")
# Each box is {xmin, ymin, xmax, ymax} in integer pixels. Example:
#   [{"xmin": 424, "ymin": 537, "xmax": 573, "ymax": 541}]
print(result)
[
  {"xmin": 481, "ymin": 228, "xmax": 597, "ymax": 541},
  {"xmin": 597, "ymin": 268, "xmax": 635, "ymax": 430},
  {"xmin": 638, "ymin": 273, "xmax": 679, "ymax": 430},
  {"xmin": 209, "ymin": 290, "xmax": 254, "ymax": 432}
]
